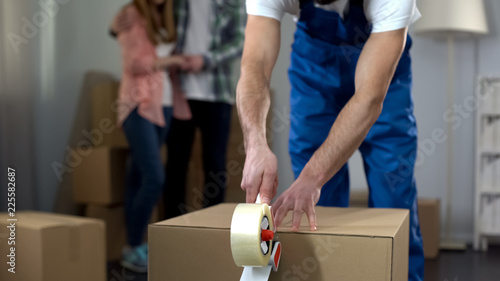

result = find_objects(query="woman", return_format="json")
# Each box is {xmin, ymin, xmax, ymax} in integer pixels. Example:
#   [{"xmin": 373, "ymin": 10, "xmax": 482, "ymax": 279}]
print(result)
[{"xmin": 113, "ymin": 0, "xmax": 186, "ymax": 273}]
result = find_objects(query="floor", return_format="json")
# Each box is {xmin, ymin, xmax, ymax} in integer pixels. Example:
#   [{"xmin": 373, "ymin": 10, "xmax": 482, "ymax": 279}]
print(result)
[
  {"xmin": 107, "ymin": 246, "xmax": 500, "ymax": 281},
  {"xmin": 424, "ymin": 246, "xmax": 500, "ymax": 281}
]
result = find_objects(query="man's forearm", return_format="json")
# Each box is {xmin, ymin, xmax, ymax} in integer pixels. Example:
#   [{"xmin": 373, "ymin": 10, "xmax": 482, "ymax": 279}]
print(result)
[
  {"xmin": 236, "ymin": 64, "xmax": 271, "ymax": 151},
  {"xmin": 299, "ymin": 91, "xmax": 384, "ymax": 187},
  {"xmin": 236, "ymin": 15, "xmax": 281, "ymax": 152}
]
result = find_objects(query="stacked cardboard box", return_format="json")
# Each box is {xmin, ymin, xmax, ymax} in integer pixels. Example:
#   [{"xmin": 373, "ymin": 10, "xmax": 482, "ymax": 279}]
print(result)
[
  {"xmin": 350, "ymin": 189, "xmax": 441, "ymax": 259},
  {"xmin": 72, "ymin": 146, "xmax": 128, "ymax": 205},
  {"xmin": 72, "ymin": 81, "xmax": 161, "ymax": 260},
  {"xmin": 0, "ymin": 211, "xmax": 106, "ymax": 281},
  {"xmin": 149, "ymin": 204, "xmax": 410, "ymax": 281},
  {"xmin": 73, "ymin": 82, "xmax": 129, "ymax": 206},
  {"xmin": 90, "ymin": 82, "xmax": 128, "ymax": 148},
  {"xmin": 84, "ymin": 205, "xmax": 126, "ymax": 261},
  {"xmin": 418, "ymin": 198, "xmax": 441, "ymax": 259}
]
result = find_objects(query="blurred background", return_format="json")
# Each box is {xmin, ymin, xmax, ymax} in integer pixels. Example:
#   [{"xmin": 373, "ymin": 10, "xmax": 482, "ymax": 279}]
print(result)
[
  {"xmin": 1, "ymin": 0, "xmax": 500, "ymax": 280},
  {"xmin": 2, "ymin": 0, "xmax": 500, "ymax": 242}
]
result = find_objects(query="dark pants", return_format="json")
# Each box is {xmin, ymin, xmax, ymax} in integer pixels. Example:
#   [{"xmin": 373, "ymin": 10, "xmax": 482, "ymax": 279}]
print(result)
[
  {"xmin": 164, "ymin": 100, "xmax": 232, "ymax": 219},
  {"xmin": 122, "ymin": 107, "xmax": 172, "ymax": 247}
]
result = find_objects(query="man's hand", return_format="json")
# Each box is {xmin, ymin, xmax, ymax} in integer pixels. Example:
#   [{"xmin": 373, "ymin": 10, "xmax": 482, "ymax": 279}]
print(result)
[
  {"xmin": 241, "ymin": 146, "xmax": 278, "ymax": 204},
  {"xmin": 272, "ymin": 175, "xmax": 321, "ymax": 231},
  {"xmin": 182, "ymin": 55, "xmax": 205, "ymax": 73}
]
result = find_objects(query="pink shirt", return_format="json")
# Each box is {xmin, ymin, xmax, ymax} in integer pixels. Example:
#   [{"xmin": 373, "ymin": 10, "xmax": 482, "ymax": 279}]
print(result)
[{"xmin": 117, "ymin": 6, "xmax": 165, "ymax": 127}]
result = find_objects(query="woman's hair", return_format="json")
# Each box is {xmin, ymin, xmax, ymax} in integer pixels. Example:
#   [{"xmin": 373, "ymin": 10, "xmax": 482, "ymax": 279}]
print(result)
[{"xmin": 133, "ymin": 0, "xmax": 176, "ymax": 44}]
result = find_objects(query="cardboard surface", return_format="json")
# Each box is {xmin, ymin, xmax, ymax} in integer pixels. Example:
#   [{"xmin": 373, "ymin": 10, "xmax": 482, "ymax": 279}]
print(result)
[
  {"xmin": 91, "ymin": 82, "xmax": 129, "ymax": 148},
  {"xmin": 149, "ymin": 203, "xmax": 409, "ymax": 281},
  {"xmin": 349, "ymin": 190, "xmax": 441, "ymax": 259},
  {"xmin": 72, "ymin": 147, "xmax": 128, "ymax": 205},
  {"xmin": 0, "ymin": 211, "xmax": 106, "ymax": 281},
  {"xmin": 418, "ymin": 198, "xmax": 441, "ymax": 259},
  {"xmin": 85, "ymin": 205, "xmax": 127, "ymax": 261}
]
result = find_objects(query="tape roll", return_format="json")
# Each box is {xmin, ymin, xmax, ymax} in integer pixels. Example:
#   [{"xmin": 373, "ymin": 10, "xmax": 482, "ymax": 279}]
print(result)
[{"xmin": 231, "ymin": 204, "xmax": 274, "ymax": 267}]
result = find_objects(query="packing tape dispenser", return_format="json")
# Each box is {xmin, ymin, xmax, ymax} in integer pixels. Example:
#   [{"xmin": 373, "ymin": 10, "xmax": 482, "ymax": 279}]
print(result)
[{"xmin": 230, "ymin": 194, "xmax": 282, "ymax": 281}]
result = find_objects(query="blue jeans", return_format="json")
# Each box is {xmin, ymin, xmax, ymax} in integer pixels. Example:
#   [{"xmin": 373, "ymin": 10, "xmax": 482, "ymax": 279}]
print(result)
[{"xmin": 122, "ymin": 107, "xmax": 172, "ymax": 246}]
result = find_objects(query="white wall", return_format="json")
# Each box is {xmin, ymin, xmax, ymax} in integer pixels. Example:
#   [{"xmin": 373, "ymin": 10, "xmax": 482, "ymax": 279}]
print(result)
[
  {"xmin": 1, "ymin": 0, "xmax": 43, "ymax": 210},
  {"xmin": 271, "ymin": 1, "xmax": 500, "ymax": 242},
  {"xmin": 34, "ymin": 0, "xmax": 124, "ymax": 211}
]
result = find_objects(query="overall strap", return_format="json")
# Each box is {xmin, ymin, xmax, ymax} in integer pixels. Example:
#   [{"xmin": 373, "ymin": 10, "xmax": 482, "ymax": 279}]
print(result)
[
  {"xmin": 350, "ymin": 0, "xmax": 363, "ymax": 7},
  {"xmin": 299, "ymin": 0, "xmax": 312, "ymax": 8}
]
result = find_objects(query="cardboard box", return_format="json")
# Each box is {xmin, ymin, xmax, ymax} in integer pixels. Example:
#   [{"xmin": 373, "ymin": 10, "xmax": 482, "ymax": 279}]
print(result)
[
  {"xmin": 91, "ymin": 82, "xmax": 128, "ymax": 148},
  {"xmin": 85, "ymin": 205, "xmax": 126, "ymax": 261},
  {"xmin": 72, "ymin": 147, "xmax": 128, "ymax": 205},
  {"xmin": 0, "ymin": 211, "xmax": 105, "ymax": 281},
  {"xmin": 85, "ymin": 203, "xmax": 162, "ymax": 260},
  {"xmin": 349, "ymin": 190, "xmax": 441, "ymax": 259},
  {"xmin": 149, "ymin": 203, "xmax": 409, "ymax": 281},
  {"xmin": 418, "ymin": 198, "xmax": 440, "ymax": 259},
  {"xmin": 349, "ymin": 189, "xmax": 370, "ymax": 208}
]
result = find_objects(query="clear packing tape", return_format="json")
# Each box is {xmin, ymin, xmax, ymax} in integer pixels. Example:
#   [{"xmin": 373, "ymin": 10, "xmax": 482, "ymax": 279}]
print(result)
[
  {"xmin": 230, "ymin": 200, "xmax": 281, "ymax": 281},
  {"xmin": 231, "ymin": 204, "xmax": 274, "ymax": 266}
]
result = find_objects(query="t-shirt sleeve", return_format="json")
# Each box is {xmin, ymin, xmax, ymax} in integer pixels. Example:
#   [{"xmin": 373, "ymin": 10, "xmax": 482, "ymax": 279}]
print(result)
[
  {"xmin": 365, "ymin": 0, "xmax": 421, "ymax": 33},
  {"xmin": 246, "ymin": 0, "xmax": 299, "ymax": 22}
]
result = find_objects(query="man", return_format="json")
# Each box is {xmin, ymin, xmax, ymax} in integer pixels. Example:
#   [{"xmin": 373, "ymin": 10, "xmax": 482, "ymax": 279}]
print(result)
[
  {"xmin": 164, "ymin": 0, "xmax": 246, "ymax": 218},
  {"xmin": 237, "ymin": 0, "xmax": 424, "ymax": 280}
]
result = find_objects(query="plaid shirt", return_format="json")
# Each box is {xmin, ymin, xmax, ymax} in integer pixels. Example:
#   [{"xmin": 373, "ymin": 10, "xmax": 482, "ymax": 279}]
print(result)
[{"xmin": 174, "ymin": 0, "xmax": 246, "ymax": 104}]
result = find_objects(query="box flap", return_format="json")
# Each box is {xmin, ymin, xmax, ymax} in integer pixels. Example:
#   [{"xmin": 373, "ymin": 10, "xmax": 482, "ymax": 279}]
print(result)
[
  {"xmin": 152, "ymin": 203, "xmax": 409, "ymax": 238},
  {"xmin": 0, "ymin": 211, "xmax": 103, "ymax": 230}
]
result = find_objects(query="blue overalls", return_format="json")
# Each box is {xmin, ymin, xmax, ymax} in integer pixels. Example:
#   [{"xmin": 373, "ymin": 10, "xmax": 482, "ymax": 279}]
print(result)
[{"xmin": 288, "ymin": 0, "xmax": 425, "ymax": 280}]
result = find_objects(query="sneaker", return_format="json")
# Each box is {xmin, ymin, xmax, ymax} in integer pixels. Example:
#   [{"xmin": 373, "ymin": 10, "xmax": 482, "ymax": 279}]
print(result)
[
  {"xmin": 120, "ymin": 245, "xmax": 148, "ymax": 273},
  {"xmin": 137, "ymin": 243, "xmax": 148, "ymax": 256}
]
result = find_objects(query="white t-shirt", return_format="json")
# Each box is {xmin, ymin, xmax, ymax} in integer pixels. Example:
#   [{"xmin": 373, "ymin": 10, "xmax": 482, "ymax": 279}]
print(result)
[
  {"xmin": 246, "ymin": 0, "xmax": 421, "ymax": 33},
  {"xmin": 156, "ymin": 43, "xmax": 175, "ymax": 106},
  {"xmin": 182, "ymin": 0, "xmax": 214, "ymax": 101}
]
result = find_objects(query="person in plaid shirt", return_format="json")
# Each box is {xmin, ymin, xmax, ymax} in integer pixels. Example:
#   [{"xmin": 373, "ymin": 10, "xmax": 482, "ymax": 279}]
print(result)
[{"xmin": 164, "ymin": 0, "xmax": 246, "ymax": 217}]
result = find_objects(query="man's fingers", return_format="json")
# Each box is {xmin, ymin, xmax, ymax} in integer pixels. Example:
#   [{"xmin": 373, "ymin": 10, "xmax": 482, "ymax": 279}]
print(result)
[
  {"xmin": 271, "ymin": 197, "xmax": 283, "ymax": 218},
  {"xmin": 273, "ymin": 200, "xmax": 291, "ymax": 230},
  {"xmin": 272, "ymin": 177, "xmax": 278, "ymax": 199},
  {"xmin": 291, "ymin": 206, "xmax": 304, "ymax": 231},
  {"xmin": 305, "ymin": 205, "xmax": 317, "ymax": 231},
  {"xmin": 243, "ymin": 173, "xmax": 262, "ymax": 203},
  {"xmin": 260, "ymin": 170, "xmax": 276, "ymax": 204},
  {"xmin": 245, "ymin": 185, "xmax": 259, "ymax": 203}
]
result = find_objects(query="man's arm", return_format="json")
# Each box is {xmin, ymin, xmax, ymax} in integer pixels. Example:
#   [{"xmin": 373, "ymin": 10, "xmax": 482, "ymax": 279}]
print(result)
[
  {"xmin": 237, "ymin": 15, "xmax": 281, "ymax": 204},
  {"xmin": 273, "ymin": 28, "xmax": 409, "ymax": 231}
]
